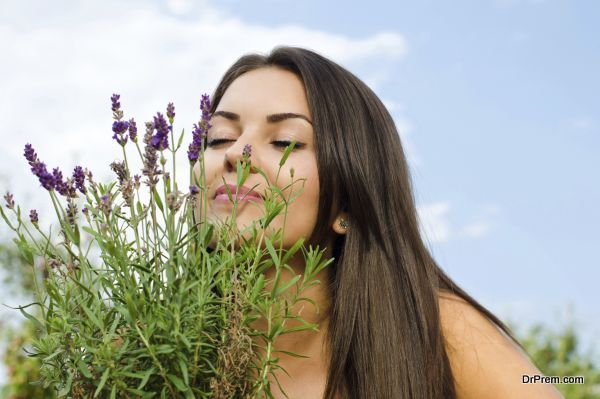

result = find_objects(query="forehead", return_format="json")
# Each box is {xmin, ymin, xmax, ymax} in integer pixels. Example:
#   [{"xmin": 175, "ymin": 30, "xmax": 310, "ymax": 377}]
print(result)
[{"xmin": 216, "ymin": 67, "xmax": 311, "ymax": 118}]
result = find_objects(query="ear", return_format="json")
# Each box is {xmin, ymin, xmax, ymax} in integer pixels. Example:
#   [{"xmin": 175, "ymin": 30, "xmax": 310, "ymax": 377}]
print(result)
[{"xmin": 332, "ymin": 212, "xmax": 349, "ymax": 235}]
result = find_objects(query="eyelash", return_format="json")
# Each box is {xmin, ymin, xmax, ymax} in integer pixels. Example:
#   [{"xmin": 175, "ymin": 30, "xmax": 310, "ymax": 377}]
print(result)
[{"xmin": 206, "ymin": 139, "xmax": 304, "ymax": 150}]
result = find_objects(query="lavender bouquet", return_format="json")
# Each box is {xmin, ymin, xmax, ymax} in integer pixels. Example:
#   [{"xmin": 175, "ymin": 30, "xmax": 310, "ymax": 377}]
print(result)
[{"xmin": 0, "ymin": 94, "xmax": 332, "ymax": 398}]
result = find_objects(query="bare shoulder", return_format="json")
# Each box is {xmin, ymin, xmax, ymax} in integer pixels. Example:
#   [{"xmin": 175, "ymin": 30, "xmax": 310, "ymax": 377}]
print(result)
[{"xmin": 437, "ymin": 291, "xmax": 564, "ymax": 399}]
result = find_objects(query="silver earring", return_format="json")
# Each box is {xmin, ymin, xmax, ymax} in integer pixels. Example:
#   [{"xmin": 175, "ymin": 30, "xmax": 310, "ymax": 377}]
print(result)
[{"xmin": 339, "ymin": 218, "xmax": 348, "ymax": 229}]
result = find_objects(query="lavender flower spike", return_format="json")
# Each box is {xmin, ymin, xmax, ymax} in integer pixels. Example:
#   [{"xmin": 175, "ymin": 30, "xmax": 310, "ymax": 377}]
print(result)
[
  {"xmin": 167, "ymin": 102, "xmax": 175, "ymax": 125},
  {"xmin": 112, "ymin": 120, "xmax": 130, "ymax": 146},
  {"xmin": 111, "ymin": 93, "xmax": 124, "ymax": 120},
  {"xmin": 29, "ymin": 209, "xmax": 39, "ymax": 226},
  {"xmin": 72, "ymin": 166, "xmax": 87, "ymax": 194},
  {"xmin": 242, "ymin": 144, "xmax": 252, "ymax": 159},
  {"xmin": 150, "ymin": 112, "xmax": 170, "ymax": 151},
  {"xmin": 24, "ymin": 143, "xmax": 38, "ymax": 165},
  {"xmin": 24, "ymin": 144, "xmax": 55, "ymax": 191},
  {"xmin": 53, "ymin": 168, "xmax": 69, "ymax": 197},
  {"xmin": 100, "ymin": 194, "xmax": 112, "ymax": 216},
  {"xmin": 111, "ymin": 94, "xmax": 121, "ymax": 113},
  {"xmin": 128, "ymin": 118, "xmax": 138, "ymax": 142},
  {"xmin": 4, "ymin": 192, "xmax": 14, "ymax": 209},
  {"xmin": 187, "ymin": 94, "xmax": 213, "ymax": 163}
]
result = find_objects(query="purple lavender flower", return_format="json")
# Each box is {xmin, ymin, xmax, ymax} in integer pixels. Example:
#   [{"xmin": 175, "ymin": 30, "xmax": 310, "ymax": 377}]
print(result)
[
  {"xmin": 150, "ymin": 112, "xmax": 170, "ymax": 151},
  {"xmin": 72, "ymin": 166, "xmax": 87, "ymax": 194},
  {"xmin": 111, "ymin": 93, "xmax": 124, "ymax": 121},
  {"xmin": 111, "ymin": 94, "xmax": 121, "ymax": 113},
  {"xmin": 128, "ymin": 118, "xmax": 137, "ymax": 142},
  {"xmin": 66, "ymin": 200, "xmax": 78, "ymax": 225},
  {"xmin": 167, "ymin": 102, "xmax": 175, "ymax": 125},
  {"xmin": 33, "ymin": 163, "xmax": 55, "ymax": 190},
  {"xmin": 100, "ymin": 194, "xmax": 112, "ymax": 215},
  {"xmin": 110, "ymin": 161, "xmax": 128, "ymax": 185},
  {"xmin": 113, "ymin": 120, "xmax": 129, "ymax": 135},
  {"xmin": 53, "ymin": 168, "xmax": 69, "ymax": 196},
  {"xmin": 189, "ymin": 185, "xmax": 199, "ymax": 195},
  {"xmin": 187, "ymin": 94, "xmax": 212, "ymax": 163},
  {"xmin": 66, "ymin": 178, "xmax": 77, "ymax": 198},
  {"xmin": 133, "ymin": 174, "xmax": 141, "ymax": 190},
  {"xmin": 29, "ymin": 209, "xmax": 39, "ymax": 226},
  {"xmin": 242, "ymin": 144, "xmax": 252, "ymax": 159},
  {"xmin": 82, "ymin": 207, "xmax": 88, "ymax": 215},
  {"xmin": 142, "ymin": 123, "xmax": 162, "ymax": 187},
  {"xmin": 3, "ymin": 192, "xmax": 14, "ymax": 209},
  {"xmin": 25, "ymin": 145, "xmax": 56, "ymax": 191},
  {"xmin": 24, "ymin": 143, "xmax": 38, "ymax": 165},
  {"xmin": 112, "ymin": 120, "xmax": 130, "ymax": 146},
  {"xmin": 200, "ymin": 94, "xmax": 211, "ymax": 119}
]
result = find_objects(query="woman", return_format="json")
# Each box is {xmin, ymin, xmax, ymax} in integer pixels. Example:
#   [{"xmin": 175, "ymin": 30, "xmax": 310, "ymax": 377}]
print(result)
[{"xmin": 194, "ymin": 46, "xmax": 563, "ymax": 399}]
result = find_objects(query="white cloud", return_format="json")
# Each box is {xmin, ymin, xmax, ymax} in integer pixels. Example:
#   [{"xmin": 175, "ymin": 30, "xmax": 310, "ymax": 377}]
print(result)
[
  {"xmin": 417, "ymin": 202, "xmax": 497, "ymax": 243},
  {"xmin": 0, "ymin": 0, "xmax": 407, "ymax": 217},
  {"xmin": 459, "ymin": 221, "xmax": 491, "ymax": 238}
]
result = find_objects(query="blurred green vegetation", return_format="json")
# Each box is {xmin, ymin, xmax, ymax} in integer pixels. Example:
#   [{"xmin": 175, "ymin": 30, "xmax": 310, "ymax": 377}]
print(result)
[
  {"xmin": 1, "ymin": 238, "xmax": 599, "ymax": 398},
  {"xmin": 1, "ymin": 240, "xmax": 55, "ymax": 399},
  {"xmin": 509, "ymin": 318, "xmax": 600, "ymax": 399}
]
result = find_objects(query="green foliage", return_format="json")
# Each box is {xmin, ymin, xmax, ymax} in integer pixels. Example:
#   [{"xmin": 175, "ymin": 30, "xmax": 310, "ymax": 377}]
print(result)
[
  {"xmin": 1, "ymin": 109, "xmax": 328, "ymax": 399},
  {"xmin": 512, "ymin": 319, "xmax": 600, "ymax": 399}
]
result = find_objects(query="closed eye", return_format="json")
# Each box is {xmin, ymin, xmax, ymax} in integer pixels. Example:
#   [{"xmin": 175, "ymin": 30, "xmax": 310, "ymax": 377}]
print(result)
[
  {"xmin": 272, "ymin": 140, "xmax": 305, "ymax": 150},
  {"xmin": 206, "ymin": 138, "xmax": 233, "ymax": 147},
  {"xmin": 206, "ymin": 139, "xmax": 305, "ymax": 150}
]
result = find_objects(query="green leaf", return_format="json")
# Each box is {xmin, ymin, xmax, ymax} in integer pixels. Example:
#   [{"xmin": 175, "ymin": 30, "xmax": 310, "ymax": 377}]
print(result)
[
  {"xmin": 13, "ymin": 235, "xmax": 34, "ymax": 265},
  {"xmin": 43, "ymin": 349, "xmax": 65, "ymax": 362},
  {"xmin": 264, "ymin": 237, "xmax": 280, "ymax": 268},
  {"xmin": 176, "ymin": 128, "xmax": 185, "ymax": 150},
  {"xmin": 137, "ymin": 367, "xmax": 155, "ymax": 390},
  {"xmin": 279, "ymin": 140, "xmax": 297, "ymax": 167},
  {"xmin": 272, "ymin": 349, "xmax": 311, "ymax": 359},
  {"xmin": 153, "ymin": 187, "xmax": 164, "ymax": 212},
  {"xmin": 179, "ymin": 359, "xmax": 189, "ymax": 385},
  {"xmin": 80, "ymin": 303, "xmax": 104, "ymax": 331},
  {"xmin": 167, "ymin": 373, "xmax": 188, "ymax": 392},
  {"xmin": 15, "ymin": 304, "xmax": 45, "ymax": 332},
  {"xmin": 281, "ymin": 237, "xmax": 304, "ymax": 266},
  {"xmin": 72, "ymin": 224, "xmax": 81, "ymax": 246},
  {"xmin": 0, "ymin": 204, "xmax": 16, "ymax": 230},
  {"xmin": 273, "ymin": 274, "xmax": 301, "ymax": 299},
  {"xmin": 251, "ymin": 274, "xmax": 266, "ymax": 300},
  {"xmin": 58, "ymin": 372, "xmax": 73, "ymax": 396},
  {"xmin": 94, "ymin": 368, "xmax": 110, "ymax": 398},
  {"xmin": 78, "ymin": 360, "xmax": 93, "ymax": 378}
]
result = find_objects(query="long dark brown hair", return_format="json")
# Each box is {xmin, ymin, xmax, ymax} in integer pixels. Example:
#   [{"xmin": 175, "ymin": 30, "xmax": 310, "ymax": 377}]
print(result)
[{"xmin": 209, "ymin": 46, "xmax": 524, "ymax": 399}]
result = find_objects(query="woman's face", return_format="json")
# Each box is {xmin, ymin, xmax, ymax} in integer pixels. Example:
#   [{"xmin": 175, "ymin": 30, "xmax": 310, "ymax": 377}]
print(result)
[{"xmin": 194, "ymin": 67, "xmax": 320, "ymax": 249}]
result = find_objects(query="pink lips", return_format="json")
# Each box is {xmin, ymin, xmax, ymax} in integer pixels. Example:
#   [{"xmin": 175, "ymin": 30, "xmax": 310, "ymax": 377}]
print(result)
[{"xmin": 214, "ymin": 183, "xmax": 263, "ymax": 202}]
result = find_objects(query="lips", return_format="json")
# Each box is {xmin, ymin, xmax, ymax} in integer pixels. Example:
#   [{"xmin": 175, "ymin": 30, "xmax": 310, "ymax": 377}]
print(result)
[{"xmin": 214, "ymin": 183, "xmax": 263, "ymax": 201}]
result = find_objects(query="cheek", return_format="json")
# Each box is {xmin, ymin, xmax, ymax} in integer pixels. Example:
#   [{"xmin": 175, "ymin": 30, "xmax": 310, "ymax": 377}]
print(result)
[{"xmin": 281, "ymin": 164, "xmax": 320, "ymax": 238}]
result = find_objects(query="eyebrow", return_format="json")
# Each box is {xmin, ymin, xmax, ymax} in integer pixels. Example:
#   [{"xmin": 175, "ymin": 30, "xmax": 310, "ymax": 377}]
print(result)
[{"xmin": 212, "ymin": 110, "xmax": 313, "ymax": 125}]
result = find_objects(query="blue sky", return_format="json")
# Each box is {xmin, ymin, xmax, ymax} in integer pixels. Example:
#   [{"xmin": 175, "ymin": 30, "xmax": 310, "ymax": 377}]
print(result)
[{"xmin": 0, "ymin": 0, "xmax": 598, "ymax": 382}]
